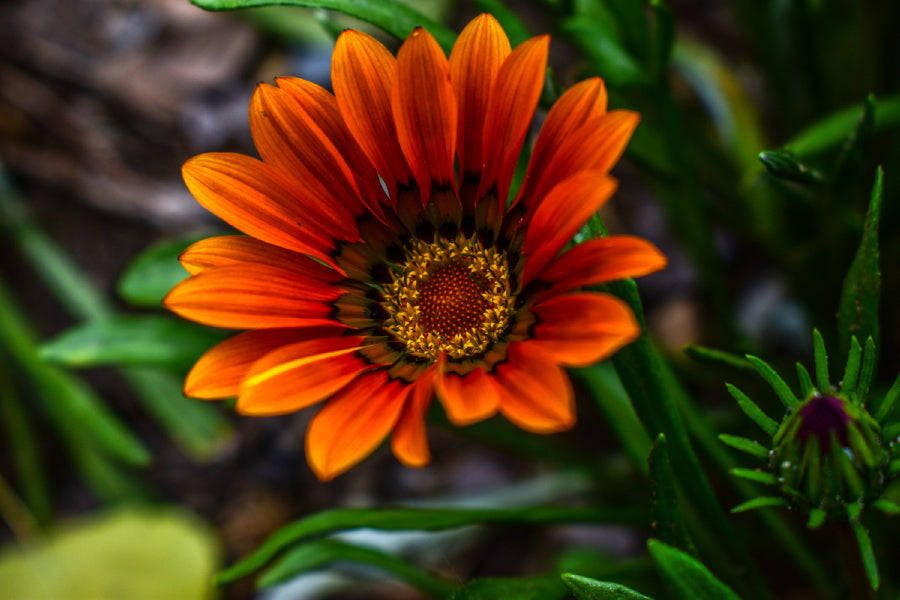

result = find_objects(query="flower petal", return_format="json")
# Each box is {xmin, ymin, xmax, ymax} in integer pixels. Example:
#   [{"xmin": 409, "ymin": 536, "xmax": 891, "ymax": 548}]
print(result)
[
  {"xmin": 391, "ymin": 370, "xmax": 435, "ymax": 468},
  {"xmin": 522, "ymin": 172, "xmax": 618, "ymax": 285},
  {"xmin": 237, "ymin": 336, "xmax": 370, "ymax": 416},
  {"xmin": 536, "ymin": 236, "xmax": 667, "ymax": 299},
  {"xmin": 436, "ymin": 360, "xmax": 500, "ymax": 425},
  {"xmin": 449, "ymin": 13, "xmax": 511, "ymax": 180},
  {"xmin": 393, "ymin": 27, "xmax": 458, "ymax": 201},
  {"xmin": 531, "ymin": 293, "xmax": 640, "ymax": 366},
  {"xmin": 478, "ymin": 35, "xmax": 549, "ymax": 205},
  {"xmin": 332, "ymin": 29, "xmax": 413, "ymax": 200},
  {"xmin": 164, "ymin": 264, "xmax": 343, "ymax": 330},
  {"xmin": 185, "ymin": 327, "xmax": 343, "ymax": 399},
  {"xmin": 517, "ymin": 110, "xmax": 638, "ymax": 212},
  {"xmin": 306, "ymin": 370, "xmax": 410, "ymax": 480},
  {"xmin": 182, "ymin": 153, "xmax": 358, "ymax": 257},
  {"xmin": 250, "ymin": 82, "xmax": 369, "ymax": 217},
  {"xmin": 179, "ymin": 235, "xmax": 344, "ymax": 276},
  {"xmin": 495, "ymin": 342, "xmax": 575, "ymax": 433}
]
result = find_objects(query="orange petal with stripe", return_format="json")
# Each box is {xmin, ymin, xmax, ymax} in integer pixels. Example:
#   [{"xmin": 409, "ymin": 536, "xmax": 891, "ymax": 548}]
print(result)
[
  {"xmin": 436, "ymin": 360, "xmax": 500, "ymax": 425},
  {"xmin": 536, "ymin": 236, "xmax": 667, "ymax": 300},
  {"xmin": 237, "ymin": 336, "xmax": 369, "ymax": 416},
  {"xmin": 179, "ymin": 235, "xmax": 344, "ymax": 276},
  {"xmin": 478, "ymin": 35, "xmax": 549, "ymax": 205},
  {"xmin": 182, "ymin": 153, "xmax": 358, "ymax": 256},
  {"xmin": 306, "ymin": 370, "xmax": 410, "ymax": 480},
  {"xmin": 495, "ymin": 342, "xmax": 575, "ymax": 433},
  {"xmin": 518, "ymin": 110, "xmax": 638, "ymax": 211},
  {"xmin": 164, "ymin": 263, "xmax": 343, "ymax": 330},
  {"xmin": 531, "ymin": 293, "xmax": 640, "ymax": 366},
  {"xmin": 393, "ymin": 27, "xmax": 458, "ymax": 201},
  {"xmin": 275, "ymin": 76, "xmax": 388, "ymax": 219},
  {"xmin": 522, "ymin": 172, "xmax": 618, "ymax": 285},
  {"xmin": 185, "ymin": 327, "xmax": 343, "ymax": 399},
  {"xmin": 449, "ymin": 13, "xmax": 511, "ymax": 179},
  {"xmin": 392, "ymin": 370, "xmax": 435, "ymax": 468},
  {"xmin": 332, "ymin": 29, "xmax": 413, "ymax": 200}
]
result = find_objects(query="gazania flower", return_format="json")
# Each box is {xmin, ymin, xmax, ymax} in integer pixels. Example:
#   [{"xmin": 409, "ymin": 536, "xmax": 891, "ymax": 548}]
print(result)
[{"xmin": 165, "ymin": 14, "xmax": 666, "ymax": 480}]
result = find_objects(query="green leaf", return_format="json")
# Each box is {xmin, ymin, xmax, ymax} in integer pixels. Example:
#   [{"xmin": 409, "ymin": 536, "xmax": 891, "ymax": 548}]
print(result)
[
  {"xmin": 851, "ymin": 523, "xmax": 879, "ymax": 590},
  {"xmin": 856, "ymin": 337, "xmax": 876, "ymax": 402},
  {"xmin": 806, "ymin": 509, "xmax": 826, "ymax": 529},
  {"xmin": 40, "ymin": 316, "xmax": 227, "ymax": 370},
  {"xmin": 757, "ymin": 150, "xmax": 824, "ymax": 184},
  {"xmin": 647, "ymin": 540, "xmax": 741, "ymax": 600},
  {"xmin": 726, "ymin": 383, "xmax": 778, "ymax": 436},
  {"xmin": 648, "ymin": 0, "xmax": 673, "ymax": 81},
  {"xmin": 0, "ymin": 508, "xmax": 220, "ymax": 600},
  {"xmin": 746, "ymin": 355, "xmax": 800, "ymax": 407},
  {"xmin": 217, "ymin": 506, "xmax": 642, "ymax": 583},
  {"xmin": 795, "ymin": 363, "xmax": 815, "ymax": 399},
  {"xmin": 453, "ymin": 575, "xmax": 565, "ymax": 600},
  {"xmin": 871, "ymin": 498, "xmax": 900, "ymax": 515},
  {"xmin": 730, "ymin": 496, "xmax": 788, "ymax": 514},
  {"xmin": 837, "ymin": 167, "xmax": 882, "ymax": 358},
  {"xmin": 785, "ymin": 93, "xmax": 900, "ymax": 157},
  {"xmin": 649, "ymin": 435, "xmax": 696, "ymax": 555},
  {"xmin": 730, "ymin": 468, "xmax": 778, "ymax": 486},
  {"xmin": 562, "ymin": 573, "xmax": 654, "ymax": 600},
  {"xmin": 718, "ymin": 434, "xmax": 770, "ymax": 460},
  {"xmin": 875, "ymin": 371, "xmax": 900, "ymax": 423},
  {"xmin": 840, "ymin": 336, "xmax": 862, "ymax": 398},
  {"xmin": 259, "ymin": 539, "xmax": 455, "ymax": 598},
  {"xmin": 189, "ymin": 0, "xmax": 457, "ymax": 52},
  {"xmin": 117, "ymin": 235, "xmax": 203, "ymax": 308},
  {"xmin": 683, "ymin": 345, "xmax": 754, "ymax": 371},
  {"xmin": 813, "ymin": 329, "xmax": 831, "ymax": 393},
  {"xmin": 559, "ymin": 15, "xmax": 645, "ymax": 86}
]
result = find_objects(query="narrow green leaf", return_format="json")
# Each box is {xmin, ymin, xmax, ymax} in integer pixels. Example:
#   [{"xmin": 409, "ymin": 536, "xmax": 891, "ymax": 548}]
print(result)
[
  {"xmin": 856, "ymin": 337, "xmax": 876, "ymax": 402},
  {"xmin": 726, "ymin": 383, "xmax": 778, "ymax": 435},
  {"xmin": 647, "ymin": 540, "xmax": 741, "ymax": 600},
  {"xmin": 851, "ymin": 523, "xmax": 879, "ymax": 590},
  {"xmin": 453, "ymin": 575, "xmax": 565, "ymax": 600},
  {"xmin": 785, "ymin": 93, "xmax": 900, "ymax": 157},
  {"xmin": 562, "ymin": 573, "xmax": 654, "ymax": 600},
  {"xmin": 838, "ymin": 167, "xmax": 882, "ymax": 357},
  {"xmin": 648, "ymin": 0, "xmax": 673, "ymax": 81},
  {"xmin": 871, "ymin": 499, "xmax": 900, "ymax": 515},
  {"xmin": 758, "ymin": 150, "xmax": 824, "ymax": 184},
  {"xmin": 40, "ymin": 316, "xmax": 227, "ymax": 370},
  {"xmin": 559, "ymin": 16, "xmax": 645, "ymax": 86},
  {"xmin": 259, "ymin": 539, "xmax": 456, "ymax": 598},
  {"xmin": 649, "ymin": 435, "xmax": 696, "ymax": 555},
  {"xmin": 813, "ymin": 329, "xmax": 831, "ymax": 393},
  {"xmin": 730, "ymin": 468, "xmax": 778, "ymax": 486},
  {"xmin": 875, "ymin": 371, "xmax": 900, "ymax": 423},
  {"xmin": 746, "ymin": 355, "xmax": 800, "ymax": 407},
  {"xmin": 189, "ymin": 0, "xmax": 457, "ymax": 52},
  {"xmin": 718, "ymin": 434, "xmax": 769, "ymax": 460},
  {"xmin": 683, "ymin": 346, "xmax": 753, "ymax": 371},
  {"xmin": 730, "ymin": 496, "xmax": 788, "ymax": 514},
  {"xmin": 806, "ymin": 509, "xmax": 826, "ymax": 529},
  {"xmin": 116, "ymin": 235, "xmax": 202, "ymax": 308},
  {"xmin": 840, "ymin": 337, "xmax": 862, "ymax": 399},
  {"xmin": 217, "ymin": 506, "xmax": 642, "ymax": 583},
  {"xmin": 795, "ymin": 363, "xmax": 815, "ymax": 399},
  {"xmin": 888, "ymin": 459, "xmax": 900, "ymax": 476}
]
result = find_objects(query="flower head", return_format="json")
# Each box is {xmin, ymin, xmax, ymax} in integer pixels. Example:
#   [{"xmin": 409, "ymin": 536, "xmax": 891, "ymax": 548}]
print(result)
[{"xmin": 165, "ymin": 14, "xmax": 666, "ymax": 480}]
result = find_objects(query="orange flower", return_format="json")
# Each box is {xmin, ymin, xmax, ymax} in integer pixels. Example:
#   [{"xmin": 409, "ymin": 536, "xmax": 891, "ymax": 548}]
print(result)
[{"xmin": 165, "ymin": 15, "xmax": 666, "ymax": 480}]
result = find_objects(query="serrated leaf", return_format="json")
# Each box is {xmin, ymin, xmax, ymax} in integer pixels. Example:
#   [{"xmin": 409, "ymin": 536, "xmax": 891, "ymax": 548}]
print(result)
[
  {"xmin": 117, "ymin": 235, "xmax": 203, "ymax": 307},
  {"xmin": 718, "ymin": 434, "xmax": 770, "ymax": 459},
  {"xmin": 562, "ymin": 573, "xmax": 654, "ymax": 600},
  {"xmin": 647, "ymin": 540, "xmax": 741, "ymax": 600},
  {"xmin": 259, "ymin": 539, "xmax": 455, "ymax": 597},
  {"xmin": 838, "ymin": 167, "xmax": 882, "ymax": 359},
  {"xmin": 730, "ymin": 496, "xmax": 788, "ymax": 514},
  {"xmin": 649, "ymin": 435, "xmax": 696, "ymax": 555},
  {"xmin": 40, "ymin": 316, "xmax": 227, "ymax": 370},
  {"xmin": 217, "ymin": 506, "xmax": 642, "ymax": 584},
  {"xmin": 452, "ymin": 575, "xmax": 565, "ymax": 600},
  {"xmin": 189, "ymin": 0, "xmax": 457, "ymax": 52}
]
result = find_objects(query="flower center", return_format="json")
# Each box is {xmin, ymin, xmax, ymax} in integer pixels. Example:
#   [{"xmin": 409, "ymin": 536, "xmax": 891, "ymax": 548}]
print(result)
[
  {"xmin": 797, "ymin": 395, "xmax": 851, "ymax": 447},
  {"xmin": 382, "ymin": 234, "xmax": 513, "ymax": 360}
]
